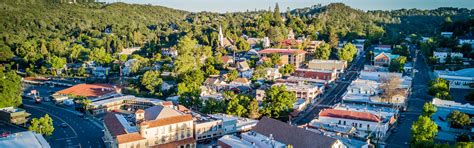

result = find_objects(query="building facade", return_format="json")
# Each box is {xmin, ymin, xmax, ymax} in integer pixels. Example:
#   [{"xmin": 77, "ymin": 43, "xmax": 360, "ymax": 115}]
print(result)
[{"xmin": 258, "ymin": 48, "xmax": 306, "ymax": 67}]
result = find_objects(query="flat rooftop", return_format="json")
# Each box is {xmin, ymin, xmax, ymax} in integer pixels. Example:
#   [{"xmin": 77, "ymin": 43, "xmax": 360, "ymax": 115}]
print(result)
[
  {"xmin": 0, "ymin": 131, "xmax": 50, "ymax": 148},
  {"xmin": 91, "ymin": 95, "xmax": 164, "ymax": 107},
  {"xmin": 0, "ymin": 107, "xmax": 24, "ymax": 113}
]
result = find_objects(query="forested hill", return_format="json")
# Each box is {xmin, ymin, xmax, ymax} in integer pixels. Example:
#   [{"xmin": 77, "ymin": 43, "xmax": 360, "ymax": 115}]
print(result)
[{"xmin": 0, "ymin": 0, "xmax": 188, "ymax": 54}]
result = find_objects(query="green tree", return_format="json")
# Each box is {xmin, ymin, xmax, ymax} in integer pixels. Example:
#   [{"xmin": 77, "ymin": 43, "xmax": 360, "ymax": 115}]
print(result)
[
  {"xmin": 0, "ymin": 69, "xmax": 22, "ymax": 108},
  {"xmin": 226, "ymin": 93, "xmax": 251, "ymax": 117},
  {"xmin": 235, "ymin": 37, "xmax": 250, "ymax": 52},
  {"xmin": 260, "ymin": 85, "xmax": 296, "ymax": 118},
  {"xmin": 389, "ymin": 56, "xmax": 407, "ymax": 72},
  {"xmin": 448, "ymin": 110, "xmax": 470, "ymax": 128},
  {"xmin": 89, "ymin": 47, "xmax": 113, "ymax": 65},
  {"xmin": 411, "ymin": 116, "xmax": 438, "ymax": 145},
  {"xmin": 47, "ymin": 55, "xmax": 67, "ymax": 76},
  {"xmin": 313, "ymin": 43, "xmax": 331, "ymax": 60},
  {"xmin": 141, "ymin": 70, "xmax": 163, "ymax": 94},
  {"xmin": 226, "ymin": 69, "xmax": 239, "ymax": 82},
  {"xmin": 279, "ymin": 64, "xmax": 295, "ymax": 76},
  {"xmin": 0, "ymin": 46, "xmax": 14, "ymax": 62},
  {"xmin": 428, "ymin": 78, "xmax": 451, "ymax": 100},
  {"xmin": 422, "ymin": 103, "xmax": 437, "ymax": 117},
  {"xmin": 337, "ymin": 43, "xmax": 357, "ymax": 62},
  {"xmin": 174, "ymin": 35, "xmax": 212, "ymax": 74},
  {"xmin": 248, "ymin": 99, "xmax": 260, "ymax": 119},
  {"xmin": 465, "ymin": 91, "xmax": 474, "ymax": 101},
  {"xmin": 201, "ymin": 98, "xmax": 226, "ymax": 114},
  {"xmin": 273, "ymin": 3, "xmax": 283, "ymax": 26},
  {"xmin": 28, "ymin": 114, "xmax": 55, "ymax": 136},
  {"xmin": 455, "ymin": 142, "xmax": 474, "ymax": 148}
]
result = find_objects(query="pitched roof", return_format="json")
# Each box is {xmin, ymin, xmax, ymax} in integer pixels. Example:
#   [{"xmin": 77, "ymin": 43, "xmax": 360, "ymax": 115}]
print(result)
[
  {"xmin": 231, "ymin": 78, "xmax": 250, "ymax": 84},
  {"xmin": 258, "ymin": 48, "xmax": 306, "ymax": 55},
  {"xmin": 319, "ymin": 109, "xmax": 381, "ymax": 122},
  {"xmin": 144, "ymin": 105, "xmax": 183, "ymax": 121},
  {"xmin": 237, "ymin": 61, "xmax": 250, "ymax": 71},
  {"xmin": 103, "ymin": 113, "xmax": 127, "ymax": 137},
  {"xmin": 221, "ymin": 56, "xmax": 233, "ymax": 64},
  {"xmin": 55, "ymin": 84, "xmax": 117, "ymax": 98},
  {"xmin": 116, "ymin": 133, "xmax": 145, "ymax": 144},
  {"xmin": 142, "ymin": 114, "xmax": 193, "ymax": 128},
  {"xmin": 253, "ymin": 117, "xmax": 338, "ymax": 148}
]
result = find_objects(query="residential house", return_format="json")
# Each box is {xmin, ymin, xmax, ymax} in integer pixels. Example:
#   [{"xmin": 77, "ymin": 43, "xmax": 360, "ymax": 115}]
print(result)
[
  {"xmin": 236, "ymin": 60, "xmax": 253, "ymax": 78},
  {"xmin": 258, "ymin": 48, "xmax": 306, "ymax": 67},
  {"xmin": 203, "ymin": 78, "xmax": 227, "ymax": 92},
  {"xmin": 229, "ymin": 78, "xmax": 251, "ymax": 88},
  {"xmin": 435, "ymin": 68, "xmax": 474, "ymax": 89},
  {"xmin": 373, "ymin": 45, "xmax": 391, "ymax": 51},
  {"xmin": 91, "ymin": 66, "xmax": 110, "ymax": 79},
  {"xmin": 263, "ymin": 68, "xmax": 282, "ymax": 80},
  {"xmin": 373, "ymin": 50, "xmax": 400, "ymax": 66},
  {"xmin": 305, "ymin": 40, "xmax": 325, "ymax": 53},
  {"xmin": 458, "ymin": 36, "xmax": 474, "ymax": 48},
  {"xmin": 308, "ymin": 59, "xmax": 348, "ymax": 73},
  {"xmin": 0, "ymin": 107, "xmax": 30, "ymax": 125},
  {"xmin": 220, "ymin": 56, "xmax": 234, "ymax": 68},
  {"xmin": 119, "ymin": 47, "xmax": 140, "ymax": 55},
  {"xmin": 441, "ymin": 32, "xmax": 453, "ymax": 38},
  {"xmin": 434, "ymin": 51, "xmax": 463, "ymax": 63},
  {"xmin": 122, "ymin": 59, "xmax": 138, "ymax": 76},
  {"xmin": 161, "ymin": 48, "xmax": 178, "ymax": 58}
]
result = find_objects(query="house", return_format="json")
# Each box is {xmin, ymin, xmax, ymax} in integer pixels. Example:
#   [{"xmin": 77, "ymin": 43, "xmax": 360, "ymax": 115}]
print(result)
[
  {"xmin": 0, "ymin": 107, "xmax": 30, "ymax": 125},
  {"xmin": 347, "ymin": 79, "xmax": 381, "ymax": 96},
  {"xmin": 203, "ymin": 78, "xmax": 227, "ymax": 92},
  {"xmin": 91, "ymin": 66, "xmax": 110, "ymax": 79},
  {"xmin": 293, "ymin": 68, "xmax": 338, "ymax": 83},
  {"xmin": 0, "ymin": 131, "xmax": 50, "ymax": 148},
  {"xmin": 305, "ymin": 40, "xmax": 325, "ymax": 53},
  {"xmin": 161, "ymin": 48, "xmax": 178, "ymax": 58},
  {"xmin": 441, "ymin": 32, "xmax": 453, "ymax": 38},
  {"xmin": 241, "ymin": 117, "xmax": 344, "ymax": 148},
  {"xmin": 119, "ymin": 47, "xmax": 140, "ymax": 55},
  {"xmin": 458, "ymin": 36, "xmax": 474, "ymax": 47},
  {"xmin": 52, "ymin": 84, "xmax": 121, "ymax": 102},
  {"xmin": 122, "ymin": 59, "xmax": 137, "ymax": 76},
  {"xmin": 434, "ymin": 51, "xmax": 463, "ymax": 63},
  {"xmin": 263, "ymin": 68, "xmax": 282, "ymax": 80},
  {"xmin": 308, "ymin": 59, "xmax": 348, "ymax": 73},
  {"xmin": 229, "ymin": 78, "xmax": 251, "ymax": 88},
  {"xmin": 373, "ymin": 51, "xmax": 400, "ymax": 66},
  {"xmin": 431, "ymin": 98, "xmax": 474, "ymax": 142},
  {"xmin": 102, "ymin": 105, "xmax": 196, "ymax": 148},
  {"xmin": 236, "ymin": 60, "xmax": 253, "ymax": 78},
  {"xmin": 435, "ymin": 68, "xmax": 474, "ymax": 89},
  {"xmin": 220, "ymin": 56, "xmax": 234, "ymax": 67},
  {"xmin": 258, "ymin": 48, "xmax": 306, "ymax": 67}
]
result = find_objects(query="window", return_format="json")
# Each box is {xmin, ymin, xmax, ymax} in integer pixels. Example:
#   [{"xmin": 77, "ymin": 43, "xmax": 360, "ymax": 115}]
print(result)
[
  {"xmin": 338, "ymin": 120, "xmax": 341, "ymax": 124},
  {"xmin": 343, "ymin": 121, "xmax": 346, "ymax": 125}
]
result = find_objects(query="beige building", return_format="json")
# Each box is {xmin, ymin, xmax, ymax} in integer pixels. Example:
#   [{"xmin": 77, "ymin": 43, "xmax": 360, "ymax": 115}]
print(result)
[
  {"xmin": 308, "ymin": 59, "xmax": 347, "ymax": 73},
  {"xmin": 258, "ymin": 48, "xmax": 306, "ymax": 67},
  {"xmin": 0, "ymin": 107, "xmax": 30, "ymax": 125},
  {"xmin": 103, "ymin": 105, "xmax": 195, "ymax": 148}
]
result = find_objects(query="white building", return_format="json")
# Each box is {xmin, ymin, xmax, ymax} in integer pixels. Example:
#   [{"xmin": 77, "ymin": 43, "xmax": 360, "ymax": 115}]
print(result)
[
  {"xmin": 441, "ymin": 32, "xmax": 453, "ymax": 38},
  {"xmin": 0, "ymin": 131, "xmax": 50, "ymax": 148},
  {"xmin": 435, "ymin": 68, "xmax": 474, "ymax": 89},
  {"xmin": 434, "ymin": 52, "xmax": 463, "ymax": 63},
  {"xmin": 307, "ymin": 59, "xmax": 348, "ymax": 73},
  {"xmin": 273, "ymin": 82, "xmax": 324, "ymax": 103}
]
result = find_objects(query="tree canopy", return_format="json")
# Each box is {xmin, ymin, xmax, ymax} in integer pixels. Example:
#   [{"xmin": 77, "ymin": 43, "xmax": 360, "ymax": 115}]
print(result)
[
  {"xmin": 28, "ymin": 114, "xmax": 55, "ymax": 136},
  {"xmin": 261, "ymin": 85, "xmax": 296, "ymax": 118},
  {"xmin": 0, "ymin": 68, "xmax": 22, "ymax": 108}
]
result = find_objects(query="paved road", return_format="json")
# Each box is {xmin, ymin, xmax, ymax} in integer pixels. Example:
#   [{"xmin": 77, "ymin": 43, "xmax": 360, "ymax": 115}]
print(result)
[
  {"xmin": 22, "ymin": 99, "xmax": 105, "ymax": 148},
  {"xmin": 293, "ymin": 54, "xmax": 366, "ymax": 125},
  {"xmin": 385, "ymin": 48, "xmax": 432, "ymax": 148}
]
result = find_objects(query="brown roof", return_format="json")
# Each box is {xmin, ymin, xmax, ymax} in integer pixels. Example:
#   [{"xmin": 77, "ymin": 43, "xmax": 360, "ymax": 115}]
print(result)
[
  {"xmin": 56, "ymin": 83, "xmax": 117, "ymax": 98},
  {"xmin": 253, "ymin": 117, "xmax": 338, "ymax": 148},
  {"xmin": 220, "ymin": 56, "xmax": 233, "ymax": 64},
  {"xmin": 143, "ymin": 114, "xmax": 193, "ymax": 128},
  {"xmin": 258, "ymin": 48, "xmax": 306, "ymax": 55},
  {"xmin": 23, "ymin": 77, "xmax": 48, "ymax": 82},
  {"xmin": 319, "ymin": 109, "xmax": 381, "ymax": 122},
  {"xmin": 231, "ymin": 78, "xmax": 250, "ymax": 84},
  {"xmin": 135, "ymin": 109, "xmax": 145, "ymax": 114},
  {"xmin": 103, "ymin": 113, "xmax": 127, "ymax": 137},
  {"xmin": 116, "ymin": 133, "xmax": 146, "ymax": 144},
  {"xmin": 177, "ymin": 105, "xmax": 190, "ymax": 113},
  {"xmin": 151, "ymin": 137, "xmax": 195, "ymax": 148}
]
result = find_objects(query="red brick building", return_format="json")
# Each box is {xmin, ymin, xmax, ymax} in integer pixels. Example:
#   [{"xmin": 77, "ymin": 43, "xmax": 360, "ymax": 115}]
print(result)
[{"xmin": 293, "ymin": 69, "xmax": 337, "ymax": 82}]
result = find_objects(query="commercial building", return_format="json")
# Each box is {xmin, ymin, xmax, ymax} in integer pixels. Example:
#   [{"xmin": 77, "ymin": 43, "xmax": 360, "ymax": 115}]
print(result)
[
  {"xmin": 0, "ymin": 131, "xmax": 50, "ymax": 148},
  {"xmin": 89, "ymin": 95, "xmax": 164, "ymax": 115},
  {"xmin": 0, "ymin": 107, "xmax": 30, "ymax": 125},
  {"xmin": 307, "ymin": 59, "xmax": 348, "ymax": 73},
  {"xmin": 435, "ymin": 68, "xmax": 474, "ymax": 89},
  {"xmin": 431, "ymin": 98, "xmax": 474, "ymax": 141},
  {"xmin": 258, "ymin": 48, "xmax": 306, "ymax": 67},
  {"xmin": 102, "ymin": 105, "xmax": 196, "ymax": 148},
  {"xmin": 273, "ymin": 82, "xmax": 324, "ymax": 103},
  {"xmin": 52, "ymin": 83, "xmax": 121, "ymax": 102},
  {"xmin": 293, "ymin": 68, "xmax": 338, "ymax": 83}
]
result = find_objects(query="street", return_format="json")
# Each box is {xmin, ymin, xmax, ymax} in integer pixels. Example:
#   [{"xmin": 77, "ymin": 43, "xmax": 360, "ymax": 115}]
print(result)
[
  {"xmin": 22, "ymin": 98, "xmax": 105, "ymax": 148},
  {"xmin": 293, "ymin": 54, "xmax": 366, "ymax": 125},
  {"xmin": 385, "ymin": 49, "xmax": 432, "ymax": 148}
]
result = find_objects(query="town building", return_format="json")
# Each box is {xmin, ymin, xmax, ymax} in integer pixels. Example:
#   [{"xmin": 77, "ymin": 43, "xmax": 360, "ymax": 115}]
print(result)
[
  {"xmin": 229, "ymin": 78, "xmax": 251, "ymax": 88},
  {"xmin": 258, "ymin": 48, "xmax": 306, "ymax": 67},
  {"xmin": 122, "ymin": 59, "xmax": 138, "ymax": 76},
  {"xmin": 203, "ymin": 78, "xmax": 227, "ymax": 92},
  {"xmin": 273, "ymin": 82, "xmax": 324, "ymax": 103},
  {"xmin": 434, "ymin": 68, "xmax": 474, "ymax": 89},
  {"xmin": 218, "ymin": 135, "xmax": 255, "ymax": 148},
  {"xmin": 315, "ymin": 108, "xmax": 392, "ymax": 139},
  {"xmin": 0, "ymin": 131, "xmax": 50, "ymax": 148},
  {"xmin": 91, "ymin": 66, "xmax": 110, "ymax": 79},
  {"xmin": 305, "ymin": 40, "xmax": 325, "ymax": 53},
  {"xmin": 161, "ymin": 48, "xmax": 178, "ymax": 58},
  {"xmin": 52, "ymin": 84, "xmax": 121, "ymax": 102},
  {"xmin": 441, "ymin": 32, "xmax": 454, "ymax": 38},
  {"xmin": 193, "ymin": 113, "xmax": 257, "ymax": 142},
  {"xmin": 373, "ymin": 45, "xmax": 391, "ymax": 51},
  {"xmin": 293, "ymin": 68, "xmax": 338, "ymax": 83},
  {"xmin": 89, "ymin": 95, "xmax": 165, "ymax": 115},
  {"xmin": 262, "ymin": 68, "xmax": 282, "ymax": 80},
  {"xmin": 308, "ymin": 59, "xmax": 348, "ymax": 73},
  {"xmin": 0, "ymin": 107, "xmax": 30, "ymax": 125},
  {"xmin": 431, "ymin": 98, "xmax": 474, "ymax": 142},
  {"xmin": 102, "ymin": 105, "xmax": 196, "ymax": 148},
  {"xmin": 242, "ymin": 117, "xmax": 344, "ymax": 148}
]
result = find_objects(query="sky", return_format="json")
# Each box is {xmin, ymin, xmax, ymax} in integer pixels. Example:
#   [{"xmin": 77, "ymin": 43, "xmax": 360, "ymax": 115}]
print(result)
[{"xmin": 101, "ymin": 0, "xmax": 474, "ymax": 13}]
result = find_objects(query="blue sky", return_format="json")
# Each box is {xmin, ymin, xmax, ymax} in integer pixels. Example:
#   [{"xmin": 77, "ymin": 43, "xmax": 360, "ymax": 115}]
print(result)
[{"xmin": 102, "ymin": 0, "xmax": 474, "ymax": 13}]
